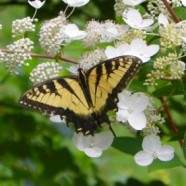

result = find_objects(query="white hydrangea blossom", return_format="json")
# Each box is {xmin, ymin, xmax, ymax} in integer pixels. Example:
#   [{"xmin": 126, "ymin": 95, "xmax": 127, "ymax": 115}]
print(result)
[
  {"xmin": 134, "ymin": 134, "xmax": 175, "ymax": 166},
  {"xmin": 0, "ymin": 38, "xmax": 33, "ymax": 74},
  {"xmin": 73, "ymin": 131, "xmax": 114, "ymax": 157},
  {"xmin": 83, "ymin": 20, "xmax": 128, "ymax": 47},
  {"xmin": 39, "ymin": 11, "xmax": 68, "ymax": 55},
  {"xmin": 12, "ymin": 17, "xmax": 37, "ymax": 37},
  {"xmin": 116, "ymin": 91, "xmax": 149, "ymax": 130},
  {"xmin": 105, "ymin": 38, "xmax": 159, "ymax": 63},
  {"xmin": 29, "ymin": 62, "xmax": 63, "ymax": 84}
]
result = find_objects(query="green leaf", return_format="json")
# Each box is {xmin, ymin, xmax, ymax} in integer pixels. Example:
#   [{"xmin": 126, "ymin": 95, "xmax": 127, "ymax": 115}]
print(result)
[{"xmin": 112, "ymin": 137, "xmax": 142, "ymax": 155}]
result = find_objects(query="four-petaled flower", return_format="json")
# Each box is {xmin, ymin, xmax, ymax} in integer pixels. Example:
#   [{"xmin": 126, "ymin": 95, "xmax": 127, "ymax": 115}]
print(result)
[
  {"xmin": 105, "ymin": 38, "xmax": 159, "ymax": 63},
  {"xmin": 134, "ymin": 134, "xmax": 175, "ymax": 166},
  {"xmin": 116, "ymin": 91, "xmax": 149, "ymax": 130},
  {"xmin": 73, "ymin": 131, "xmax": 114, "ymax": 157}
]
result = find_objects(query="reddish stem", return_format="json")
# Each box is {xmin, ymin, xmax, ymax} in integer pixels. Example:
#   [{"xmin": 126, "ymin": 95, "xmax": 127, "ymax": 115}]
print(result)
[
  {"xmin": 0, "ymin": 49, "xmax": 78, "ymax": 64},
  {"xmin": 160, "ymin": 97, "xmax": 183, "ymax": 146},
  {"xmin": 162, "ymin": 0, "xmax": 180, "ymax": 23}
]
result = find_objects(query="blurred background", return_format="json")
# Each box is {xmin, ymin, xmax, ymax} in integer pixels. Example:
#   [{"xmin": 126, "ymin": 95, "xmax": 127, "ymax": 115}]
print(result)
[{"xmin": 0, "ymin": 0, "xmax": 186, "ymax": 186}]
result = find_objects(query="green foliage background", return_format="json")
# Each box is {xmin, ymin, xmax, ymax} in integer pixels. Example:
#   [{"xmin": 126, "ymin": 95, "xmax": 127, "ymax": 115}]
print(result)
[{"xmin": 0, "ymin": 1, "xmax": 186, "ymax": 186}]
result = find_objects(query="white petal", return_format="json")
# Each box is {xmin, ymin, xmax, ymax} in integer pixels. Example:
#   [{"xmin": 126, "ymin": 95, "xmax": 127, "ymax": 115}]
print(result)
[
  {"xmin": 157, "ymin": 145, "xmax": 175, "ymax": 161},
  {"xmin": 94, "ymin": 131, "xmax": 114, "ymax": 150},
  {"xmin": 181, "ymin": 0, "xmax": 186, "ymax": 6},
  {"xmin": 130, "ymin": 92, "xmax": 149, "ymax": 112},
  {"xmin": 117, "ymin": 91, "xmax": 132, "ymax": 109},
  {"xmin": 28, "ymin": 0, "xmax": 46, "ymax": 9},
  {"xmin": 142, "ymin": 134, "xmax": 161, "ymax": 153},
  {"xmin": 128, "ymin": 112, "xmax": 146, "ymax": 130},
  {"xmin": 145, "ymin": 45, "xmax": 159, "ymax": 57},
  {"xmin": 116, "ymin": 109, "xmax": 129, "ymax": 123},
  {"xmin": 117, "ymin": 43, "xmax": 131, "ymax": 55},
  {"xmin": 105, "ymin": 46, "xmax": 120, "ymax": 59},
  {"xmin": 84, "ymin": 147, "xmax": 102, "ymax": 157},
  {"xmin": 49, "ymin": 115, "xmax": 64, "ymax": 123},
  {"xmin": 158, "ymin": 13, "xmax": 169, "ymax": 27},
  {"xmin": 139, "ymin": 19, "xmax": 154, "ymax": 28},
  {"xmin": 63, "ymin": 0, "xmax": 89, "ymax": 7},
  {"xmin": 131, "ymin": 38, "xmax": 147, "ymax": 52},
  {"xmin": 72, "ymin": 133, "xmax": 91, "ymax": 151},
  {"xmin": 123, "ymin": 9, "xmax": 142, "ymax": 28},
  {"xmin": 178, "ymin": 61, "xmax": 186, "ymax": 70},
  {"xmin": 123, "ymin": 0, "xmax": 145, "ymax": 6},
  {"xmin": 63, "ymin": 24, "xmax": 87, "ymax": 40},
  {"xmin": 134, "ymin": 151, "xmax": 153, "ymax": 166}
]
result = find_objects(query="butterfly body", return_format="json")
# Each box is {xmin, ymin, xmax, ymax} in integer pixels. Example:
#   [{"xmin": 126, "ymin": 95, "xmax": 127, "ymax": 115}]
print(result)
[{"xmin": 19, "ymin": 56, "xmax": 142, "ymax": 135}]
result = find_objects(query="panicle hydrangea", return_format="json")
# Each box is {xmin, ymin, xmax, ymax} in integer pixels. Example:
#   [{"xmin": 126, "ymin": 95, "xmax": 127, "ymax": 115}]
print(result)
[
  {"xmin": 83, "ymin": 20, "xmax": 127, "ymax": 48},
  {"xmin": 12, "ymin": 17, "xmax": 37, "ymax": 37},
  {"xmin": 79, "ymin": 49, "xmax": 106, "ymax": 70},
  {"xmin": 160, "ymin": 23, "xmax": 181, "ymax": 50},
  {"xmin": 0, "ymin": 38, "xmax": 33, "ymax": 74},
  {"xmin": 39, "ymin": 11, "xmax": 68, "ymax": 55},
  {"xmin": 145, "ymin": 53, "xmax": 185, "ymax": 86},
  {"xmin": 30, "ymin": 62, "xmax": 63, "ymax": 84},
  {"xmin": 117, "ymin": 29, "xmax": 146, "ymax": 45}
]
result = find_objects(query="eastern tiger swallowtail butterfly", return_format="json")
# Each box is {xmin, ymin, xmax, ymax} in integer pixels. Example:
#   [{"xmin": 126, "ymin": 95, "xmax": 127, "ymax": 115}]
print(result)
[{"xmin": 19, "ymin": 55, "xmax": 142, "ymax": 135}]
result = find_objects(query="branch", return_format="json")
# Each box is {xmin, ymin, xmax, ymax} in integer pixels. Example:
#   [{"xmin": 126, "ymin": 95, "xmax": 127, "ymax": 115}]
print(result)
[
  {"xmin": 0, "ymin": 49, "xmax": 78, "ymax": 64},
  {"xmin": 160, "ymin": 97, "xmax": 183, "ymax": 147},
  {"xmin": 162, "ymin": 0, "xmax": 180, "ymax": 23}
]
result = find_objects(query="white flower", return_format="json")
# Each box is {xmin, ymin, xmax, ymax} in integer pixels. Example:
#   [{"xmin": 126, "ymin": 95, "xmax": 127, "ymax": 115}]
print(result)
[
  {"xmin": 123, "ymin": 0, "xmax": 146, "ymax": 6},
  {"xmin": 105, "ymin": 38, "xmax": 159, "ymax": 63},
  {"xmin": 134, "ymin": 134, "xmax": 175, "ymax": 166},
  {"xmin": 28, "ymin": 0, "xmax": 46, "ymax": 9},
  {"xmin": 62, "ymin": 0, "xmax": 89, "ymax": 7},
  {"xmin": 122, "ymin": 9, "xmax": 154, "ymax": 30},
  {"xmin": 116, "ymin": 91, "xmax": 149, "ymax": 130},
  {"xmin": 67, "ymin": 64, "xmax": 79, "ymax": 74},
  {"xmin": 62, "ymin": 24, "xmax": 87, "ymax": 41},
  {"xmin": 73, "ymin": 131, "xmax": 114, "ymax": 157},
  {"xmin": 181, "ymin": 0, "xmax": 186, "ymax": 6},
  {"xmin": 158, "ymin": 13, "xmax": 169, "ymax": 27}
]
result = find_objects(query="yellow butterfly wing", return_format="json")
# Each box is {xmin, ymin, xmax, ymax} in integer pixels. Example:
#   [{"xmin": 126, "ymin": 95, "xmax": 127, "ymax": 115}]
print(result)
[{"xmin": 86, "ymin": 55, "xmax": 142, "ymax": 122}]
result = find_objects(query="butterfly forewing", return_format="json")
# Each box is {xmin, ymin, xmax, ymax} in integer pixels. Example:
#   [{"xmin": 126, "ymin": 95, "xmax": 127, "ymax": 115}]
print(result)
[{"xmin": 86, "ymin": 55, "xmax": 142, "ymax": 114}]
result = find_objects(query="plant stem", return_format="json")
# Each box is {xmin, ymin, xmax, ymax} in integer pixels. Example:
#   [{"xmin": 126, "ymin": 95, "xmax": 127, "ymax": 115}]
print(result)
[
  {"xmin": 160, "ymin": 97, "xmax": 183, "ymax": 147},
  {"xmin": 162, "ymin": 0, "xmax": 180, "ymax": 23},
  {"xmin": 0, "ymin": 49, "xmax": 77, "ymax": 64}
]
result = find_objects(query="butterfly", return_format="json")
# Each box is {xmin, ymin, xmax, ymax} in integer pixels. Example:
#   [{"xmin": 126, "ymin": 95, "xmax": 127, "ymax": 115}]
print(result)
[{"xmin": 19, "ymin": 55, "xmax": 142, "ymax": 135}]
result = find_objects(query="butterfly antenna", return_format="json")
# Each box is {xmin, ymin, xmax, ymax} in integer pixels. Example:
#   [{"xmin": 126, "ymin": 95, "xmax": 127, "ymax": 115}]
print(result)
[{"xmin": 109, "ymin": 124, "xmax": 116, "ymax": 137}]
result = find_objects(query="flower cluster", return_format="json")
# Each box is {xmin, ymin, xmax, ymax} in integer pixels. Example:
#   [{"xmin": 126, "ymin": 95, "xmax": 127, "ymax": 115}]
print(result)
[
  {"xmin": 0, "ymin": 38, "xmax": 33, "ymax": 74},
  {"xmin": 12, "ymin": 17, "xmax": 37, "ymax": 37},
  {"xmin": 29, "ymin": 62, "xmax": 63, "ymax": 84},
  {"xmin": 145, "ymin": 53, "xmax": 185, "ymax": 86}
]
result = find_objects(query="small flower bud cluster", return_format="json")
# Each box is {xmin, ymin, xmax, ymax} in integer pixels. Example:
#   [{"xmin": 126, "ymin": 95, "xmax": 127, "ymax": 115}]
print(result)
[
  {"xmin": 145, "ymin": 53, "xmax": 185, "ymax": 86},
  {"xmin": 160, "ymin": 23, "xmax": 181, "ymax": 50},
  {"xmin": 0, "ymin": 38, "xmax": 33, "ymax": 74},
  {"xmin": 83, "ymin": 20, "xmax": 125, "ymax": 48},
  {"xmin": 114, "ymin": 0, "xmax": 127, "ymax": 16},
  {"xmin": 142, "ymin": 99, "xmax": 165, "ymax": 136},
  {"xmin": 117, "ymin": 29, "xmax": 146, "ymax": 45},
  {"xmin": 12, "ymin": 17, "xmax": 37, "ymax": 37},
  {"xmin": 79, "ymin": 49, "xmax": 106, "ymax": 70},
  {"xmin": 39, "ymin": 11, "xmax": 68, "ymax": 55},
  {"xmin": 30, "ymin": 62, "xmax": 63, "ymax": 84},
  {"xmin": 147, "ymin": 0, "xmax": 169, "ymax": 18}
]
